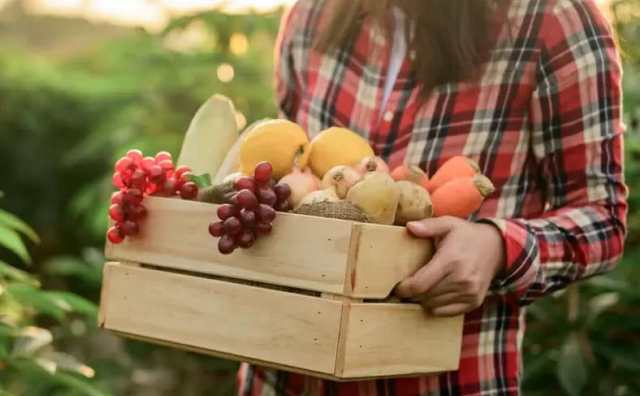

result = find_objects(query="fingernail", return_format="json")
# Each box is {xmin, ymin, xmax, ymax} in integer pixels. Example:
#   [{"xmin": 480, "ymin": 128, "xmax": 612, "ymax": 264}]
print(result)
[{"xmin": 407, "ymin": 221, "xmax": 427, "ymax": 235}]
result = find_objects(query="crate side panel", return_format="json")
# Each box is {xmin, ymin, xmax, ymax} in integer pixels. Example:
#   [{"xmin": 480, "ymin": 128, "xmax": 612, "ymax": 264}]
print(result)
[
  {"xmin": 101, "ymin": 262, "xmax": 343, "ymax": 374},
  {"xmin": 351, "ymin": 223, "xmax": 433, "ymax": 298},
  {"xmin": 106, "ymin": 197, "xmax": 352, "ymax": 294},
  {"xmin": 340, "ymin": 303, "xmax": 463, "ymax": 378}
]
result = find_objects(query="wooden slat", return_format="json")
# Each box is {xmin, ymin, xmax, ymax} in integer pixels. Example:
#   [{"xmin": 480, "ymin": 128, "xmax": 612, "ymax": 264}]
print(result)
[
  {"xmin": 105, "ymin": 197, "xmax": 352, "ymax": 294},
  {"xmin": 349, "ymin": 223, "xmax": 434, "ymax": 298},
  {"xmin": 100, "ymin": 262, "xmax": 343, "ymax": 374},
  {"xmin": 339, "ymin": 303, "xmax": 463, "ymax": 378}
]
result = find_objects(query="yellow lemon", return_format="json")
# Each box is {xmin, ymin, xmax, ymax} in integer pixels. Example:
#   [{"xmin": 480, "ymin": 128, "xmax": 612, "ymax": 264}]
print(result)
[
  {"xmin": 308, "ymin": 127, "xmax": 374, "ymax": 178},
  {"xmin": 239, "ymin": 119, "xmax": 310, "ymax": 180}
]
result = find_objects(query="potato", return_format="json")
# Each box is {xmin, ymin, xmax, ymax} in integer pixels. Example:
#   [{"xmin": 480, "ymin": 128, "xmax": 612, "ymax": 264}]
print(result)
[
  {"xmin": 346, "ymin": 172, "xmax": 399, "ymax": 225},
  {"xmin": 395, "ymin": 181, "xmax": 433, "ymax": 225}
]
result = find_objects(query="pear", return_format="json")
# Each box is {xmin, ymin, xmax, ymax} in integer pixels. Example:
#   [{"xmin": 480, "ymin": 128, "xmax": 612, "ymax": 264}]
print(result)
[{"xmin": 346, "ymin": 172, "xmax": 399, "ymax": 225}]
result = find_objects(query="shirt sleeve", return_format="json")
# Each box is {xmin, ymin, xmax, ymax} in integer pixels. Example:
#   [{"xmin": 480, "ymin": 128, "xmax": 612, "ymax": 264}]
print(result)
[
  {"xmin": 482, "ymin": 0, "xmax": 628, "ymax": 306},
  {"xmin": 274, "ymin": 1, "xmax": 306, "ymax": 120}
]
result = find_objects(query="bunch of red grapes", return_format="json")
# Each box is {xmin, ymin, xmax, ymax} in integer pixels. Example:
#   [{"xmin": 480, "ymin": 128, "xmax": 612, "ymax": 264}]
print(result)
[
  {"xmin": 209, "ymin": 162, "xmax": 292, "ymax": 254},
  {"xmin": 108, "ymin": 149, "xmax": 198, "ymax": 244}
]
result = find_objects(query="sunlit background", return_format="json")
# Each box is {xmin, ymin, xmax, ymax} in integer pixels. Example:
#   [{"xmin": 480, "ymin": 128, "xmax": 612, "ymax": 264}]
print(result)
[
  {"xmin": 0, "ymin": 1, "xmax": 638, "ymax": 395},
  {"xmin": 1, "ymin": 0, "xmax": 295, "ymax": 30}
]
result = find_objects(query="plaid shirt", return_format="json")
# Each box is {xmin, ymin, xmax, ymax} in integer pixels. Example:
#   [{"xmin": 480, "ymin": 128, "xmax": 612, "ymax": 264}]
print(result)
[{"xmin": 238, "ymin": 0, "xmax": 627, "ymax": 394}]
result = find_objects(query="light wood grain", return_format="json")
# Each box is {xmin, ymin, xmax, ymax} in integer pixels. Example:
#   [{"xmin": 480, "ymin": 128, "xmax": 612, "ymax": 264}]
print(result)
[
  {"xmin": 339, "ymin": 303, "xmax": 463, "ymax": 378},
  {"xmin": 349, "ymin": 223, "xmax": 434, "ymax": 298},
  {"xmin": 105, "ymin": 196, "xmax": 353, "ymax": 294},
  {"xmin": 101, "ymin": 262, "xmax": 343, "ymax": 374}
]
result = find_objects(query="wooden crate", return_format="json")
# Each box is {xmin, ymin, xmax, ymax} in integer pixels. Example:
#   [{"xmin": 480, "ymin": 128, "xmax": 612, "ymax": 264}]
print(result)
[{"xmin": 99, "ymin": 196, "xmax": 463, "ymax": 380}]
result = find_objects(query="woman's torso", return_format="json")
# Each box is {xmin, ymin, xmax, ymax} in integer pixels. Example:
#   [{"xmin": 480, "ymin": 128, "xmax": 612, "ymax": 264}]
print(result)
[{"xmin": 240, "ymin": 0, "xmax": 570, "ymax": 394}]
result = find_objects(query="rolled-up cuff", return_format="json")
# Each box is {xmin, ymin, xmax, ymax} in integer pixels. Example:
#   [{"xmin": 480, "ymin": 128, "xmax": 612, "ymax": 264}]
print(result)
[{"xmin": 476, "ymin": 218, "xmax": 540, "ymax": 304}]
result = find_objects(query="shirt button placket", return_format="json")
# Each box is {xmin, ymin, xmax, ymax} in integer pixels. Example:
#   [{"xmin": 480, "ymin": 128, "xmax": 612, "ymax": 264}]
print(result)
[{"xmin": 383, "ymin": 110, "xmax": 394, "ymax": 123}]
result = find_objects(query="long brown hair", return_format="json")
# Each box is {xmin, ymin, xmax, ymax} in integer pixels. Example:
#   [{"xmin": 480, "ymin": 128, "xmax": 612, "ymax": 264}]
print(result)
[{"xmin": 316, "ymin": 0, "xmax": 506, "ymax": 95}]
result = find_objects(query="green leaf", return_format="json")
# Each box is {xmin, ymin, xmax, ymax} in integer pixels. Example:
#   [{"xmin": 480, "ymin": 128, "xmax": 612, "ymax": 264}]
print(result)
[
  {"xmin": 557, "ymin": 333, "xmax": 588, "ymax": 396},
  {"xmin": 6, "ymin": 285, "xmax": 66, "ymax": 320},
  {"xmin": 0, "ymin": 209, "xmax": 39, "ymax": 243},
  {"xmin": 43, "ymin": 256, "xmax": 102, "ymax": 287},
  {"xmin": 0, "ymin": 260, "xmax": 39, "ymax": 286},
  {"xmin": 0, "ymin": 227, "xmax": 31, "ymax": 264},
  {"xmin": 44, "ymin": 291, "xmax": 98, "ymax": 319},
  {"xmin": 49, "ymin": 352, "xmax": 96, "ymax": 378},
  {"xmin": 52, "ymin": 372, "xmax": 109, "ymax": 396},
  {"xmin": 188, "ymin": 173, "xmax": 212, "ymax": 188},
  {"xmin": 11, "ymin": 326, "xmax": 53, "ymax": 357}
]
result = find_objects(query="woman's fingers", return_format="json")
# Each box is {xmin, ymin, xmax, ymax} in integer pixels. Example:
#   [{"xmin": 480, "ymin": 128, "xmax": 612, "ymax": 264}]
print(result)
[
  {"xmin": 406, "ymin": 217, "xmax": 458, "ymax": 239},
  {"xmin": 420, "ymin": 292, "xmax": 463, "ymax": 308},
  {"xmin": 430, "ymin": 303, "xmax": 471, "ymax": 317},
  {"xmin": 395, "ymin": 254, "xmax": 448, "ymax": 298}
]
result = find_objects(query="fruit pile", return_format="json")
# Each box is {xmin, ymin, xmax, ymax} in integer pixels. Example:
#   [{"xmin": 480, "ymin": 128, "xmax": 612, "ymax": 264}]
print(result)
[
  {"xmin": 208, "ymin": 162, "xmax": 292, "ymax": 254},
  {"xmin": 107, "ymin": 149, "xmax": 198, "ymax": 244},
  {"xmin": 208, "ymin": 120, "xmax": 495, "ymax": 230}
]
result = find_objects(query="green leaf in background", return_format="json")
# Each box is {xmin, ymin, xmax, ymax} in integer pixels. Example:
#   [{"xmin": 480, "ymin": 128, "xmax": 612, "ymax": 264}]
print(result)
[
  {"xmin": 0, "ymin": 260, "xmax": 39, "ymax": 287},
  {"xmin": 53, "ymin": 372, "xmax": 109, "ymax": 396},
  {"xmin": 44, "ymin": 291, "xmax": 98, "ymax": 319},
  {"xmin": 0, "ymin": 227, "xmax": 31, "ymax": 264},
  {"xmin": 557, "ymin": 333, "xmax": 588, "ymax": 396},
  {"xmin": 188, "ymin": 173, "xmax": 212, "ymax": 188},
  {"xmin": 43, "ymin": 256, "xmax": 102, "ymax": 288},
  {"xmin": 11, "ymin": 326, "xmax": 53, "ymax": 357},
  {"xmin": 0, "ymin": 208, "xmax": 40, "ymax": 243},
  {"xmin": 6, "ymin": 285, "xmax": 67, "ymax": 321}
]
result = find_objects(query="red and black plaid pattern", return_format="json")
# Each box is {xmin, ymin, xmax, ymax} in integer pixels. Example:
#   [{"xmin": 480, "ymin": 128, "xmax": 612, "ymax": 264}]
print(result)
[{"xmin": 237, "ymin": 0, "xmax": 627, "ymax": 394}]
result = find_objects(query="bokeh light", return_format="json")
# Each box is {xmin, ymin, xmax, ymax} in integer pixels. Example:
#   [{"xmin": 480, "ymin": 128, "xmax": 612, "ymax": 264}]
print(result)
[
  {"xmin": 230, "ymin": 32, "xmax": 249, "ymax": 55},
  {"xmin": 217, "ymin": 63, "xmax": 235, "ymax": 83}
]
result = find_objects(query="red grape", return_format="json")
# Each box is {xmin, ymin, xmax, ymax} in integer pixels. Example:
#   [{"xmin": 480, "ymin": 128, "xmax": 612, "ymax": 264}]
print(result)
[
  {"xmin": 234, "ymin": 177, "xmax": 256, "ymax": 192},
  {"xmin": 174, "ymin": 165, "xmax": 191, "ymax": 180},
  {"xmin": 131, "ymin": 169, "xmax": 147, "ymax": 189},
  {"xmin": 275, "ymin": 200, "xmax": 292, "ymax": 212},
  {"xmin": 274, "ymin": 183, "xmax": 292, "ymax": 203},
  {"xmin": 120, "ymin": 220, "xmax": 139, "ymax": 236},
  {"xmin": 107, "ymin": 226, "xmax": 124, "ymax": 244},
  {"xmin": 111, "ymin": 191, "xmax": 124, "ymax": 205},
  {"xmin": 257, "ymin": 204, "xmax": 276, "ymax": 222},
  {"xmin": 257, "ymin": 186, "xmax": 277, "ymax": 207},
  {"xmin": 149, "ymin": 165, "xmax": 164, "ymax": 184},
  {"xmin": 223, "ymin": 217, "xmax": 242, "ymax": 236},
  {"xmin": 112, "ymin": 172, "xmax": 126, "ymax": 189},
  {"xmin": 115, "ymin": 157, "xmax": 134, "ymax": 173},
  {"xmin": 155, "ymin": 151, "xmax": 172, "ymax": 163},
  {"xmin": 161, "ymin": 178, "xmax": 177, "ymax": 196},
  {"xmin": 109, "ymin": 204, "xmax": 125, "ymax": 222},
  {"xmin": 218, "ymin": 234, "xmax": 237, "ymax": 255},
  {"xmin": 141, "ymin": 156, "xmax": 156, "ymax": 173},
  {"xmin": 129, "ymin": 204, "xmax": 147, "ymax": 221},
  {"xmin": 256, "ymin": 222, "xmax": 272, "ymax": 235},
  {"xmin": 254, "ymin": 162, "xmax": 273, "ymax": 185},
  {"xmin": 235, "ymin": 189, "xmax": 258, "ymax": 209},
  {"xmin": 239, "ymin": 209, "xmax": 256, "ymax": 228},
  {"xmin": 158, "ymin": 159, "xmax": 174, "ymax": 173},
  {"xmin": 230, "ymin": 194, "xmax": 240, "ymax": 206},
  {"xmin": 180, "ymin": 182, "xmax": 198, "ymax": 200},
  {"xmin": 238, "ymin": 230, "xmax": 256, "ymax": 248},
  {"xmin": 124, "ymin": 188, "xmax": 143, "ymax": 205},
  {"xmin": 217, "ymin": 204, "xmax": 237, "ymax": 220},
  {"xmin": 127, "ymin": 149, "xmax": 144, "ymax": 164},
  {"xmin": 209, "ymin": 221, "xmax": 224, "ymax": 237}
]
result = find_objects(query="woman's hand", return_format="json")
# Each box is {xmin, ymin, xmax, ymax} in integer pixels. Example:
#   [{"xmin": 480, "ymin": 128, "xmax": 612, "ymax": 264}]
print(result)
[{"xmin": 395, "ymin": 217, "xmax": 505, "ymax": 316}]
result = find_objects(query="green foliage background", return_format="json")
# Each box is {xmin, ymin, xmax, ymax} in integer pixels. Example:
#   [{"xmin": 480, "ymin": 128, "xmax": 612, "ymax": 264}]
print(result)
[{"xmin": 0, "ymin": 1, "xmax": 638, "ymax": 395}]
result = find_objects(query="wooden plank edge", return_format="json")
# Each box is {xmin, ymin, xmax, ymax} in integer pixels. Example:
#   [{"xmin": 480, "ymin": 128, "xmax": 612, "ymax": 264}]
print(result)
[
  {"xmin": 333, "ymin": 300, "xmax": 351, "ymax": 377},
  {"xmin": 104, "ymin": 328, "xmax": 450, "ymax": 382},
  {"xmin": 343, "ymin": 223, "xmax": 362, "ymax": 296}
]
